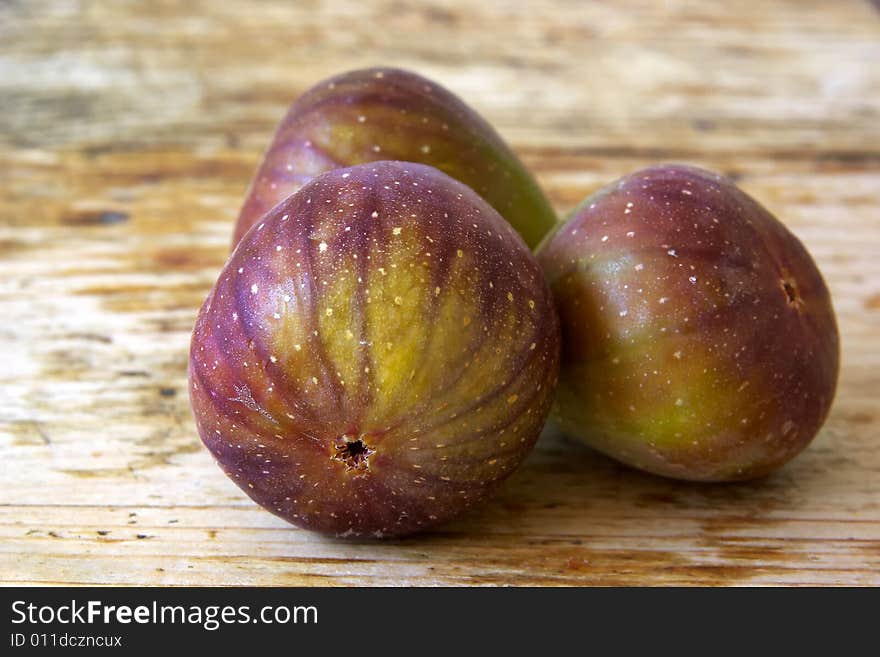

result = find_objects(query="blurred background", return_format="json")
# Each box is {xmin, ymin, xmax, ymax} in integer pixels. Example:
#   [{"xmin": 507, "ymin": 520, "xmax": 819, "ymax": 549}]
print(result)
[
  {"xmin": 4, "ymin": 2, "xmax": 878, "ymax": 213},
  {"xmin": 1, "ymin": 1, "xmax": 878, "ymax": 585}
]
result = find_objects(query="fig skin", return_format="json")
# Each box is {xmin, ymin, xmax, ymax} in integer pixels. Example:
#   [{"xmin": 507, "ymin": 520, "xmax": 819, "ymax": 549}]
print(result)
[
  {"xmin": 190, "ymin": 161, "xmax": 560, "ymax": 537},
  {"xmin": 233, "ymin": 67, "xmax": 557, "ymax": 249},
  {"xmin": 537, "ymin": 164, "xmax": 839, "ymax": 482}
]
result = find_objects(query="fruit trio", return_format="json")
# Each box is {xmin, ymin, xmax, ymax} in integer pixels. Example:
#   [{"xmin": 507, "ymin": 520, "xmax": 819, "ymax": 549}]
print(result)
[{"xmin": 189, "ymin": 68, "xmax": 839, "ymax": 537}]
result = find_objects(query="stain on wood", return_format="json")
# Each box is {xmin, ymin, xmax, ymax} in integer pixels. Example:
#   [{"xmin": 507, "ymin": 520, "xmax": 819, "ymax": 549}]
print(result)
[{"xmin": 1, "ymin": 0, "xmax": 878, "ymax": 586}]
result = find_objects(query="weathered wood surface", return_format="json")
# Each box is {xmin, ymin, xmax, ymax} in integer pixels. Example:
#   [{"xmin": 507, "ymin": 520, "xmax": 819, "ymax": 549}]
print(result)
[{"xmin": 1, "ymin": 0, "xmax": 879, "ymax": 586}]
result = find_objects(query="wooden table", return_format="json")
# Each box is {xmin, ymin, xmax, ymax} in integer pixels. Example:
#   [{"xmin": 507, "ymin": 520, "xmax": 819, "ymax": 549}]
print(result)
[{"xmin": 2, "ymin": 0, "xmax": 878, "ymax": 586}]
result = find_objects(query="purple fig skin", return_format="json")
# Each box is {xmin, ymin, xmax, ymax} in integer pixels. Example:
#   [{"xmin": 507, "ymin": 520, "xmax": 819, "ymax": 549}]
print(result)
[
  {"xmin": 233, "ymin": 67, "xmax": 557, "ymax": 249},
  {"xmin": 537, "ymin": 164, "xmax": 839, "ymax": 482},
  {"xmin": 190, "ymin": 161, "xmax": 560, "ymax": 537}
]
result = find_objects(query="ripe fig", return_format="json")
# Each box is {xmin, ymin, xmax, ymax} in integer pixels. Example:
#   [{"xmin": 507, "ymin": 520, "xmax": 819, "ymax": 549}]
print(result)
[
  {"xmin": 537, "ymin": 164, "xmax": 838, "ymax": 481},
  {"xmin": 190, "ymin": 161, "xmax": 560, "ymax": 536},
  {"xmin": 234, "ymin": 67, "xmax": 556, "ymax": 249}
]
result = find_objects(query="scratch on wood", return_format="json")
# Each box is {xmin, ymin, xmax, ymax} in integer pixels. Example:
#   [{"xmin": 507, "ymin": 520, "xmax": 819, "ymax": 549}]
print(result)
[{"xmin": 32, "ymin": 422, "xmax": 51, "ymax": 445}]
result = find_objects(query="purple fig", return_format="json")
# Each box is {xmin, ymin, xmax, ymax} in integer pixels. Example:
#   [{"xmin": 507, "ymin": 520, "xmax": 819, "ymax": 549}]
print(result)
[
  {"xmin": 234, "ymin": 67, "xmax": 556, "ymax": 249},
  {"xmin": 537, "ymin": 164, "xmax": 839, "ymax": 481},
  {"xmin": 191, "ymin": 161, "xmax": 560, "ymax": 536}
]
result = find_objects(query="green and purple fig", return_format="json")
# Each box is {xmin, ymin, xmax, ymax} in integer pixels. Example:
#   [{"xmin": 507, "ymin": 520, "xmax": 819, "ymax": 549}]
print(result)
[
  {"xmin": 191, "ymin": 161, "xmax": 560, "ymax": 537},
  {"xmin": 537, "ymin": 164, "xmax": 838, "ymax": 481},
  {"xmin": 234, "ymin": 67, "xmax": 556, "ymax": 249}
]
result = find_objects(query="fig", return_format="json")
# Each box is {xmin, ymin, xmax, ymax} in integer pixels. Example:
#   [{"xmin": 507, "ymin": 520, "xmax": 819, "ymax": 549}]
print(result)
[
  {"xmin": 537, "ymin": 164, "xmax": 838, "ymax": 481},
  {"xmin": 190, "ymin": 161, "xmax": 560, "ymax": 536},
  {"xmin": 233, "ymin": 67, "xmax": 556, "ymax": 249}
]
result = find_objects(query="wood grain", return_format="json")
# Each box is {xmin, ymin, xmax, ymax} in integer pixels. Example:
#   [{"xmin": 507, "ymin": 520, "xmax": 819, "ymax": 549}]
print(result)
[{"xmin": 1, "ymin": 0, "xmax": 878, "ymax": 586}]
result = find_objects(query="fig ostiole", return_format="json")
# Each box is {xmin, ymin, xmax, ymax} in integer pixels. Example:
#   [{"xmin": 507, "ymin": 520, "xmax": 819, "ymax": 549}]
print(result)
[
  {"xmin": 190, "ymin": 161, "xmax": 560, "ymax": 537},
  {"xmin": 537, "ymin": 164, "xmax": 838, "ymax": 482},
  {"xmin": 234, "ymin": 67, "xmax": 557, "ymax": 249}
]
